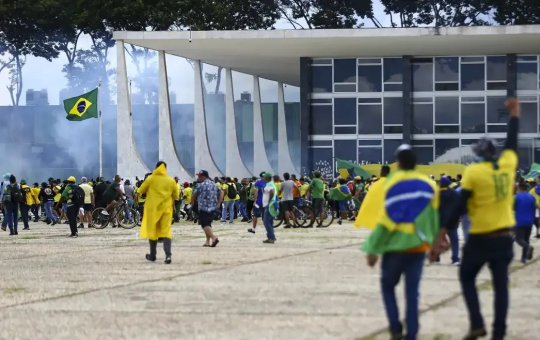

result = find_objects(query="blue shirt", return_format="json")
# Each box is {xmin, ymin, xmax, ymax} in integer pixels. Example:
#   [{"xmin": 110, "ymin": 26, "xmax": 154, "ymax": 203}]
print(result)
[
  {"xmin": 196, "ymin": 179, "xmax": 222, "ymax": 212},
  {"xmin": 514, "ymin": 192, "xmax": 536, "ymax": 227},
  {"xmin": 255, "ymin": 179, "xmax": 266, "ymax": 206}
]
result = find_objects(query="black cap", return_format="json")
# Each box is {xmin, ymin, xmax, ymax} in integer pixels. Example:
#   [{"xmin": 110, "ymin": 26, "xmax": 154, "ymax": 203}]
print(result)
[{"xmin": 197, "ymin": 170, "xmax": 209, "ymax": 178}]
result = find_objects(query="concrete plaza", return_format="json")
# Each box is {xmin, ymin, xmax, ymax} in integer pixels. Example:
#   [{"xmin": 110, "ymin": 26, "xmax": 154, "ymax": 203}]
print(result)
[{"xmin": 0, "ymin": 220, "xmax": 538, "ymax": 339}]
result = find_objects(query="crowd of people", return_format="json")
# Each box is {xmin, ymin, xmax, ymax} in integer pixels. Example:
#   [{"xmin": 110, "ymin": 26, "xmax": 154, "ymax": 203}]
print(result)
[{"xmin": 0, "ymin": 98, "xmax": 536, "ymax": 339}]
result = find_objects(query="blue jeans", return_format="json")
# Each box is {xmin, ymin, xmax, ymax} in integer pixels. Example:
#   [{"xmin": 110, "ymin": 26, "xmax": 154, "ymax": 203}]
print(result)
[
  {"xmin": 43, "ymin": 200, "xmax": 57, "ymax": 223},
  {"xmin": 448, "ymin": 228, "xmax": 460, "ymax": 263},
  {"xmin": 4, "ymin": 202, "xmax": 19, "ymax": 234},
  {"xmin": 237, "ymin": 201, "xmax": 249, "ymax": 219},
  {"xmin": 460, "ymin": 234, "xmax": 513, "ymax": 338},
  {"xmin": 381, "ymin": 252, "xmax": 425, "ymax": 339},
  {"xmin": 263, "ymin": 206, "xmax": 275, "ymax": 240},
  {"xmin": 221, "ymin": 200, "xmax": 235, "ymax": 223}
]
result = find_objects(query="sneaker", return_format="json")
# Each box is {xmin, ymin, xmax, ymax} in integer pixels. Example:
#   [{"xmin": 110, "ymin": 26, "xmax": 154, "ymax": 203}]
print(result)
[
  {"xmin": 70, "ymin": 233, "xmax": 78, "ymax": 238},
  {"xmin": 262, "ymin": 239, "xmax": 275, "ymax": 244},
  {"xmin": 101, "ymin": 210, "xmax": 109, "ymax": 216},
  {"xmin": 23, "ymin": 227, "xmax": 29, "ymax": 230},
  {"xmin": 337, "ymin": 220, "xmax": 342, "ymax": 225},
  {"xmin": 1, "ymin": 226, "xmax": 6, "ymax": 231},
  {"xmin": 247, "ymin": 228, "xmax": 255, "ymax": 234},
  {"xmin": 527, "ymin": 246, "xmax": 534, "ymax": 261},
  {"xmin": 229, "ymin": 221, "xmax": 234, "ymax": 224},
  {"xmin": 145, "ymin": 254, "xmax": 156, "ymax": 262},
  {"xmin": 452, "ymin": 261, "xmax": 460, "ymax": 266},
  {"xmin": 164, "ymin": 257, "xmax": 172, "ymax": 264},
  {"xmin": 78, "ymin": 224, "xmax": 84, "ymax": 229},
  {"xmin": 463, "ymin": 328, "xmax": 487, "ymax": 340},
  {"xmin": 247, "ymin": 219, "xmax": 252, "ymax": 223},
  {"xmin": 51, "ymin": 221, "xmax": 57, "ymax": 226}
]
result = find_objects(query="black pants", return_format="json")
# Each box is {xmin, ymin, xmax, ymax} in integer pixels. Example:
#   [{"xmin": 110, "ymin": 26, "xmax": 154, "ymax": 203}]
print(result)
[
  {"xmin": 459, "ymin": 234, "xmax": 513, "ymax": 339},
  {"xmin": 66, "ymin": 205, "xmax": 79, "ymax": 236},
  {"xmin": 31, "ymin": 204, "xmax": 39, "ymax": 220},
  {"xmin": 515, "ymin": 226, "xmax": 532, "ymax": 261},
  {"xmin": 21, "ymin": 204, "xmax": 31, "ymax": 229},
  {"xmin": 149, "ymin": 238, "xmax": 171, "ymax": 258}
]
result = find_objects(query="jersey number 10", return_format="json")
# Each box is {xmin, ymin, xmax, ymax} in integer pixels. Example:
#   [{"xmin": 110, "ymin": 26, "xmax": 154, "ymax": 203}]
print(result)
[{"xmin": 493, "ymin": 173, "xmax": 510, "ymax": 201}]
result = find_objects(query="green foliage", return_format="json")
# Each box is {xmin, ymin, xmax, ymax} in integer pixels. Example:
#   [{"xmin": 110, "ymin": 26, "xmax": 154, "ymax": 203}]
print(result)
[{"xmin": 491, "ymin": 0, "xmax": 540, "ymax": 25}]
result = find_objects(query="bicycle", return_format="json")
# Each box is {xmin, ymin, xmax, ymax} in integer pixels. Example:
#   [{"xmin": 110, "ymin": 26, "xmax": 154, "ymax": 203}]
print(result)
[
  {"xmin": 273, "ymin": 199, "xmax": 315, "ymax": 228},
  {"xmin": 90, "ymin": 198, "xmax": 139, "ymax": 229},
  {"xmin": 307, "ymin": 199, "xmax": 334, "ymax": 228}
]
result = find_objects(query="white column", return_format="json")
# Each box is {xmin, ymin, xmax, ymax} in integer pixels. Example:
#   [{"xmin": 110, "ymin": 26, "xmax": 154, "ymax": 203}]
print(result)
[
  {"xmin": 116, "ymin": 40, "xmax": 149, "ymax": 179},
  {"xmin": 277, "ymin": 82, "xmax": 299, "ymax": 175},
  {"xmin": 225, "ymin": 68, "xmax": 252, "ymax": 178},
  {"xmin": 252, "ymin": 76, "xmax": 275, "ymax": 175},
  {"xmin": 193, "ymin": 60, "xmax": 223, "ymax": 178},
  {"xmin": 158, "ymin": 51, "xmax": 192, "ymax": 180}
]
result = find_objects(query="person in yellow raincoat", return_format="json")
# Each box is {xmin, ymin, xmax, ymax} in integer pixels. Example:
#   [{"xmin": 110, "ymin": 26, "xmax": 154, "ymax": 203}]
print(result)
[
  {"xmin": 354, "ymin": 165, "xmax": 391, "ymax": 230},
  {"xmin": 138, "ymin": 161, "xmax": 180, "ymax": 264}
]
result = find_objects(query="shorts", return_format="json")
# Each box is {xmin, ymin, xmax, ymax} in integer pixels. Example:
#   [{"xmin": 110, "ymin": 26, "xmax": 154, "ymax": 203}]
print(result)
[
  {"xmin": 199, "ymin": 210, "xmax": 215, "ymax": 228},
  {"xmin": 83, "ymin": 204, "xmax": 93, "ymax": 212},
  {"xmin": 312, "ymin": 198, "xmax": 324, "ymax": 215},
  {"xmin": 62, "ymin": 203, "xmax": 68, "ymax": 212},
  {"xmin": 281, "ymin": 200, "xmax": 294, "ymax": 212},
  {"xmin": 253, "ymin": 206, "xmax": 262, "ymax": 218}
]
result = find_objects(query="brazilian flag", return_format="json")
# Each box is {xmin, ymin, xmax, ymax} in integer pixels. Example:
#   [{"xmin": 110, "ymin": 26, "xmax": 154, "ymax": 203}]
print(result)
[{"xmin": 63, "ymin": 88, "xmax": 98, "ymax": 121}]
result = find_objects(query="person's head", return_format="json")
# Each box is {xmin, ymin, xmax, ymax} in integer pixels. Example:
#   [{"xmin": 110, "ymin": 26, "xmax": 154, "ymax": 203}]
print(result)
[
  {"xmin": 457, "ymin": 174, "xmax": 462, "ymax": 181},
  {"xmin": 473, "ymin": 138, "xmax": 497, "ymax": 161},
  {"xmin": 313, "ymin": 171, "xmax": 321, "ymax": 179},
  {"xmin": 67, "ymin": 176, "xmax": 76, "ymax": 184},
  {"xmin": 155, "ymin": 161, "xmax": 167, "ymax": 169},
  {"xmin": 380, "ymin": 165, "xmax": 391, "ymax": 178},
  {"xmin": 300, "ymin": 177, "xmax": 305, "ymax": 184},
  {"xmin": 124, "ymin": 179, "xmax": 131, "ymax": 186},
  {"xmin": 81, "ymin": 177, "xmax": 88, "ymax": 184},
  {"xmin": 174, "ymin": 176, "xmax": 179, "ymax": 183},
  {"xmin": 263, "ymin": 172, "xmax": 272, "ymax": 183},
  {"xmin": 338, "ymin": 178, "xmax": 347, "ymax": 185},
  {"xmin": 354, "ymin": 176, "xmax": 362, "ymax": 183},
  {"xmin": 183, "ymin": 182, "xmax": 189, "ymax": 188},
  {"xmin": 114, "ymin": 175, "xmax": 121, "ymax": 183},
  {"xmin": 283, "ymin": 172, "xmax": 290, "ymax": 180},
  {"xmin": 395, "ymin": 144, "xmax": 416, "ymax": 170},
  {"xmin": 33, "ymin": 182, "xmax": 38, "ymax": 188},
  {"xmin": 226, "ymin": 177, "xmax": 232, "ymax": 183},
  {"xmin": 251, "ymin": 176, "xmax": 257, "ymax": 182},
  {"xmin": 241, "ymin": 178, "xmax": 248, "ymax": 185},
  {"xmin": 234, "ymin": 178, "xmax": 238, "ymax": 183},
  {"xmin": 9, "ymin": 175, "xmax": 16, "ymax": 184},
  {"xmin": 291, "ymin": 174, "xmax": 297, "ymax": 181},
  {"xmin": 440, "ymin": 176, "xmax": 451, "ymax": 188},
  {"xmin": 518, "ymin": 182, "xmax": 528, "ymax": 192},
  {"xmin": 41, "ymin": 182, "xmax": 48, "ymax": 188},
  {"xmin": 259, "ymin": 172, "xmax": 265, "ymax": 179},
  {"xmin": 197, "ymin": 170, "xmax": 209, "ymax": 183},
  {"xmin": 20, "ymin": 179, "xmax": 26, "ymax": 185},
  {"xmin": 273, "ymin": 175, "xmax": 280, "ymax": 182}
]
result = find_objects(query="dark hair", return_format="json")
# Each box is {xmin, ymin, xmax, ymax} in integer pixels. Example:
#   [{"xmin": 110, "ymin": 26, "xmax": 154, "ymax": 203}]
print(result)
[
  {"xmin": 380, "ymin": 165, "xmax": 391, "ymax": 177},
  {"xmin": 283, "ymin": 172, "xmax": 290, "ymax": 180},
  {"xmin": 518, "ymin": 182, "xmax": 528, "ymax": 191},
  {"xmin": 338, "ymin": 178, "xmax": 347, "ymax": 185},
  {"xmin": 155, "ymin": 161, "xmax": 167, "ymax": 169},
  {"xmin": 124, "ymin": 180, "xmax": 131, "ymax": 186},
  {"xmin": 226, "ymin": 177, "xmax": 232, "ymax": 182},
  {"xmin": 9, "ymin": 175, "xmax": 16, "ymax": 184},
  {"xmin": 291, "ymin": 174, "xmax": 297, "ymax": 180},
  {"xmin": 397, "ymin": 149, "xmax": 416, "ymax": 170}
]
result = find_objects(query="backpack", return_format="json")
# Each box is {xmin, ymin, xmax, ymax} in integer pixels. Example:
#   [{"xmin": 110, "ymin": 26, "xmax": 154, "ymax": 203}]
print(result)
[
  {"xmin": 71, "ymin": 185, "xmax": 85, "ymax": 207},
  {"xmin": 10, "ymin": 184, "xmax": 24, "ymax": 204},
  {"xmin": 227, "ymin": 183, "xmax": 237, "ymax": 199}
]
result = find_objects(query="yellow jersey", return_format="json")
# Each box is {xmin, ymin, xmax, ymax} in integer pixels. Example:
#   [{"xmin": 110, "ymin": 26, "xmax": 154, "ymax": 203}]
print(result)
[
  {"xmin": 183, "ymin": 187, "xmax": 192, "ymax": 205},
  {"xmin": 31, "ymin": 187, "xmax": 41, "ymax": 205},
  {"xmin": 461, "ymin": 149, "xmax": 517, "ymax": 234},
  {"xmin": 529, "ymin": 186, "xmax": 540, "ymax": 206}
]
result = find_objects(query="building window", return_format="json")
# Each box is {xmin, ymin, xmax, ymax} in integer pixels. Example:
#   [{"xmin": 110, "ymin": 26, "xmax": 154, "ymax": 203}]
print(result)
[
  {"xmin": 383, "ymin": 97, "xmax": 403, "ymax": 125},
  {"xmin": 435, "ymin": 139, "xmax": 460, "ymax": 162},
  {"xmin": 310, "ymin": 104, "xmax": 332, "ymax": 134},
  {"xmin": 358, "ymin": 142, "xmax": 382, "ymax": 164},
  {"xmin": 487, "ymin": 96, "xmax": 507, "ymax": 124},
  {"xmin": 435, "ymin": 57, "xmax": 459, "ymax": 91},
  {"xmin": 461, "ymin": 57, "xmax": 485, "ymax": 91},
  {"xmin": 521, "ymin": 99, "xmax": 538, "ymax": 133},
  {"xmin": 383, "ymin": 139, "xmax": 402, "ymax": 163},
  {"xmin": 412, "ymin": 58, "xmax": 433, "ymax": 92},
  {"xmin": 334, "ymin": 59, "xmax": 356, "ymax": 92},
  {"xmin": 334, "ymin": 98, "xmax": 356, "ymax": 126},
  {"xmin": 412, "ymin": 99, "xmax": 433, "ymax": 134},
  {"xmin": 358, "ymin": 58, "xmax": 382, "ymax": 92},
  {"xmin": 486, "ymin": 56, "xmax": 507, "ymax": 90},
  {"xmin": 461, "ymin": 99, "xmax": 485, "ymax": 133},
  {"xmin": 358, "ymin": 100, "xmax": 382, "ymax": 134},
  {"xmin": 383, "ymin": 58, "xmax": 403, "ymax": 91},
  {"xmin": 335, "ymin": 140, "xmax": 357, "ymax": 163},
  {"xmin": 517, "ymin": 56, "xmax": 538, "ymax": 91},
  {"xmin": 435, "ymin": 97, "xmax": 459, "ymax": 124},
  {"xmin": 311, "ymin": 65, "xmax": 332, "ymax": 93}
]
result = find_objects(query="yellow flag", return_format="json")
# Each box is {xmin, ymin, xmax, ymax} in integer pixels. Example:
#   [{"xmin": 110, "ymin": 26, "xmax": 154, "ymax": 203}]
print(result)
[{"xmin": 354, "ymin": 177, "xmax": 386, "ymax": 230}]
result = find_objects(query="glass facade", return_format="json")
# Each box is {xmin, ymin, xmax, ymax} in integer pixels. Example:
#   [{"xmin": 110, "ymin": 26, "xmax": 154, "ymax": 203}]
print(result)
[{"xmin": 308, "ymin": 55, "xmax": 540, "ymax": 174}]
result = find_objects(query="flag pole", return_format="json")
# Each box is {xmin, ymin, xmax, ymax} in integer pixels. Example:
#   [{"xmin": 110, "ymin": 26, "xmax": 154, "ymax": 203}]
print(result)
[{"xmin": 98, "ymin": 81, "xmax": 103, "ymax": 178}]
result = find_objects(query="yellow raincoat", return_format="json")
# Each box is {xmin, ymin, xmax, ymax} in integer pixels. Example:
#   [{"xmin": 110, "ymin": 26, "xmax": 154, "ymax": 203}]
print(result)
[
  {"xmin": 354, "ymin": 177, "xmax": 386, "ymax": 230},
  {"xmin": 138, "ymin": 164, "xmax": 180, "ymax": 240}
]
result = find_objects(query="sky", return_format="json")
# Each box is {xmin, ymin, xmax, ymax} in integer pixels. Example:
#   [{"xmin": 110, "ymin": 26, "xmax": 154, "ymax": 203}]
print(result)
[{"xmin": 0, "ymin": 1, "xmax": 390, "ymax": 106}]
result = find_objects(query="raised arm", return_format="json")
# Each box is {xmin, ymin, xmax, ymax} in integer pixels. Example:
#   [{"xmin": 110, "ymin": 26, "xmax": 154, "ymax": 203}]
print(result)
[{"xmin": 504, "ymin": 98, "xmax": 520, "ymax": 151}]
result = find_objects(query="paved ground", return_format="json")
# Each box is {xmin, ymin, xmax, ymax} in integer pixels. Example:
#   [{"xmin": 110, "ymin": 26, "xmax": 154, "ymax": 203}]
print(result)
[{"xmin": 0, "ymin": 220, "xmax": 538, "ymax": 340}]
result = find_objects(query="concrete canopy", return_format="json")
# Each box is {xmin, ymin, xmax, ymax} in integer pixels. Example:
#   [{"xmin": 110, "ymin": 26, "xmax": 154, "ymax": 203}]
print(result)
[{"xmin": 114, "ymin": 25, "xmax": 540, "ymax": 86}]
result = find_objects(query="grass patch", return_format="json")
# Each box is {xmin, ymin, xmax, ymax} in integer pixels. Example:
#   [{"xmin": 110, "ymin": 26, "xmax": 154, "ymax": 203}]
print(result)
[
  {"xmin": 3, "ymin": 287, "xmax": 27, "ymax": 294},
  {"xmin": 202, "ymin": 261, "xmax": 212, "ymax": 265},
  {"xmin": 19, "ymin": 236, "xmax": 39, "ymax": 240}
]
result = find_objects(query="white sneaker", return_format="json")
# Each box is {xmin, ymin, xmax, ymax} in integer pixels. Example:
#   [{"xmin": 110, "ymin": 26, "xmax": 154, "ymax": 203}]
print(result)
[
  {"xmin": 101, "ymin": 210, "xmax": 109, "ymax": 216},
  {"xmin": 452, "ymin": 261, "xmax": 460, "ymax": 266}
]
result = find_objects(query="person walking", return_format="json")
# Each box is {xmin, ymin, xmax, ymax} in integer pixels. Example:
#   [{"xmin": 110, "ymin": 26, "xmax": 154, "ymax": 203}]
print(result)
[
  {"xmin": 433, "ymin": 98, "xmax": 520, "ymax": 340},
  {"xmin": 280, "ymin": 172, "xmax": 295, "ymax": 228},
  {"xmin": 60, "ymin": 176, "xmax": 82, "ymax": 238},
  {"xmin": 221, "ymin": 177, "xmax": 236, "ymax": 224},
  {"xmin": 138, "ymin": 161, "xmax": 180, "ymax": 264},
  {"xmin": 20, "ymin": 180, "xmax": 35, "ymax": 230},
  {"xmin": 363, "ymin": 145, "xmax": 440, "ymax": 340},
  {"xmin": 31, "ymin": 183, "xmax": 41, "ymax": 222},
  {"xmin": 237, "ymin": 178, "xmax": 250, "ymax": 222},
  {"xmin": 248, "ymin": 173, "xmax": 266, "ymax": 234},
  {"xmin": 0, "ymin": 173, "xmax": 11, "ymax": 231},
  {"xmin": 439, "ymin": 176, "xmax": 461, "ymax": 265},
  {"xmin": 514, "ymin": 181, "xmax": 535, "ymax": 264},
  {"xmin": 262, "ymin": 173, "xmax": 277, "ymax": 244},
  {"xmin": 309, "ymin": 171, "xmax": 326, "ymax": 222},
  {"xmin": 40, "ymin": 182, "xmax": 57, "ymax": 225},
  {"xmin": 2, "ymin": 175, "xmax": 22, "ymax": 235},
  {"xmin": 193, "ymin": 170, "xmax": 223, "ymax": 247},
  {"xmin": 79, "ymin": 177, "xmax": 94, "ymax": 229}
]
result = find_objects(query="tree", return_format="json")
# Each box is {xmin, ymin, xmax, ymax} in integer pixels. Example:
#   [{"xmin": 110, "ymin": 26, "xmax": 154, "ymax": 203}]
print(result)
[
  {"xmin": 0, "ymin": 0, "xmax": 63, "ymax": 105},
  {"xmin": 277, "ymin": 0, "xmax": 376, "ymax": 29},
  {"xmin": 380, "ymin": 0, "xmax": 493, "ymax": 28},
  {"xmin": 491, "ymin": 0, "xmax": 540, "ymax": 25}
]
